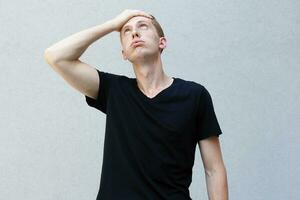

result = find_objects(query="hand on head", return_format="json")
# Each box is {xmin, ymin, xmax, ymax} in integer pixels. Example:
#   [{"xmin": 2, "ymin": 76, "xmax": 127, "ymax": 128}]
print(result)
[{"xmin": 112, "ymin": 9, "xmax": 154, "ymax": 32}]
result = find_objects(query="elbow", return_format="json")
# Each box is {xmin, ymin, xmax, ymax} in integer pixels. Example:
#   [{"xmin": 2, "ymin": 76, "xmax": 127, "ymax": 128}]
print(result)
[
  {"xmin": 44, "ymin": 49, "xmax": 65, "ymax": 68},
  {"xmin": 205, "ymin": 164, "xmax": 227, "ymax": 177},
  {"xmin": 205, "ymin": 168, "xmax": 216, "ymax": 177},
  {"xmin": 44, "ymin": 49, "xmax": 56, "ymax": 65}
]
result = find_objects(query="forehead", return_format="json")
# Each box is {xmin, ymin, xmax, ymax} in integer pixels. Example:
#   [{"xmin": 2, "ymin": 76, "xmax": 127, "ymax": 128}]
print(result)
[{"xmin": 121, "ymin": 16, "xmax": 152, "ymax": 30}]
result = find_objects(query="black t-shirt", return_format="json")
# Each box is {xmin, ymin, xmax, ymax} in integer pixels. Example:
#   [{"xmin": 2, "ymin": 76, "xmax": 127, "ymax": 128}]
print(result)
[{"xmin": 85, "ymin": 68, "xmax": 223, "ymax": 200}]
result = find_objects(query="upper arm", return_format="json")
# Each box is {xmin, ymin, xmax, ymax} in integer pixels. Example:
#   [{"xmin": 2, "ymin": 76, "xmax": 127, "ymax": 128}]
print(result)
[
  {"xmin": 45, "ymin": 57, "xmax": 99, "ymax": 100},
  {"xmin": 198, "ymin": 136, "xmax": 225, "ymax": 174}
]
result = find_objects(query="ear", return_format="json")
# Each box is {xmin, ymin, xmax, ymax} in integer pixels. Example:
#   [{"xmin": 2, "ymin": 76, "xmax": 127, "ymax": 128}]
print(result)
[
  {"xmin": 122, "ymin": 49, "xmax": 128, "ymax": 60},
  {"xmin": 158, "ymin": 37, "xmax": 167, "ymax": 51}
]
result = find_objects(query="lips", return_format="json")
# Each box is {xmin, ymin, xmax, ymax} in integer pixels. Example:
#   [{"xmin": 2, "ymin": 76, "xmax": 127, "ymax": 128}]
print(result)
[{"xmin": 131, "ymin": 40, "xmax": 144, "ymax": 47}]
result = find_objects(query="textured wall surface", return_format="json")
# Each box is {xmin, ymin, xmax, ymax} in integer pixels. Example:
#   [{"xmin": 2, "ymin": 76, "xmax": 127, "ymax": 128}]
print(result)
[{"xmin": 1, "ymin": 0, "xmax": 299, "ymax": 199}]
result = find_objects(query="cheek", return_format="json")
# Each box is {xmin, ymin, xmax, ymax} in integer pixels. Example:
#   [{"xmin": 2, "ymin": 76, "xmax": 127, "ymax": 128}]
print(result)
[{"xmin": 121, "ymin": 40, "xmax": 130, "ymax": 50}]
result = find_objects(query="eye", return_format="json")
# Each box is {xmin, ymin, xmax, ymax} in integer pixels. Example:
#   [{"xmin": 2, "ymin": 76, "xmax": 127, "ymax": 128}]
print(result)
[
  {"xmin": 140, "ymin": 24, "xmax": 148, "ymax": 28},
  {"xmin": 123, "ymin": 28, "xmax": 130, "ymax": 34}
]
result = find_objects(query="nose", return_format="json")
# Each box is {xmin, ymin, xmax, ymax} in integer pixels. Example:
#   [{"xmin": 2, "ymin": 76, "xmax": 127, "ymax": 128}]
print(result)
[{"xmin": 131, "ymin": 29, "xmax": 140, "ymax": 39}]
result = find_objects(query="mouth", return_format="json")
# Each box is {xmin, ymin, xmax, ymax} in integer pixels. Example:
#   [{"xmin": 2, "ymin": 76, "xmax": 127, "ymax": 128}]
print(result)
[{"xmin": 131, "ymin": 40, "xmax": 145, "ymax": 48}]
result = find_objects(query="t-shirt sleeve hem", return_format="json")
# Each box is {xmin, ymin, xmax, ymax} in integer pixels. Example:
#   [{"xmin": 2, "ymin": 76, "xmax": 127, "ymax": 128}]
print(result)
[
  {"xmin": 85, "ymin": 94, "xmax": 97, "ymax": 107},
  {"xmin": 84, "ymin": 68, "xmax": 107, "ymax": 113},
  {"xmin": 197, "ymin": 131, "xmax": 222, "ymax": 141}
]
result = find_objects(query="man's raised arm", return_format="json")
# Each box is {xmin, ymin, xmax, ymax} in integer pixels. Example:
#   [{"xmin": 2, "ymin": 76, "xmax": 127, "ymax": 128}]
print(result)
[
  {"xmin": 43, "ymin": 9, "xmax": 153, "ymax": 99},
  {"xmin": 44, "ymin": 19, "xmax": 117, "ymax": 99}
]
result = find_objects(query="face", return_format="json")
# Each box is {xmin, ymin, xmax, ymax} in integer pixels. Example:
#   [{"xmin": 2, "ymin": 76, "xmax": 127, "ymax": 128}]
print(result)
[{"xmin": 120, "ymin": 16, "xmax": 166, "ymax": 62}]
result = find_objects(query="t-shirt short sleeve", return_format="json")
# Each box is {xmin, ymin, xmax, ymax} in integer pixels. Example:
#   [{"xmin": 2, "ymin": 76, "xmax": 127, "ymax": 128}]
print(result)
[
  {"xmin": 85, "ymin": 68, "xmax": 120, "ymax": 114},
  {"xmin": 196, "ymin": 86, "xmax": 223, "ymax": 141}
]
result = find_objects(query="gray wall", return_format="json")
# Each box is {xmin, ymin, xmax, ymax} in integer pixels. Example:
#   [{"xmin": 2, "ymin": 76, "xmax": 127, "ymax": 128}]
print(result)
[{"xmin": 1, "ymin": 0, "xmax": 299, "ymax": 199}]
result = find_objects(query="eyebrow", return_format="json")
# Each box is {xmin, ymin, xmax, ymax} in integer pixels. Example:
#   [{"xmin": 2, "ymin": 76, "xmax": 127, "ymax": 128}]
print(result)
[{"xmin": 121, "ymin": 20, "xmax": 149, "ymax": 32}]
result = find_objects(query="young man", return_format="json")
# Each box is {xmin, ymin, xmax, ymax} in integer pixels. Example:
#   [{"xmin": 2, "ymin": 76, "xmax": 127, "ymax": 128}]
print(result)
[{"xmin": 44, "ymin": 9, "xmax": 228, "ymax": 200}]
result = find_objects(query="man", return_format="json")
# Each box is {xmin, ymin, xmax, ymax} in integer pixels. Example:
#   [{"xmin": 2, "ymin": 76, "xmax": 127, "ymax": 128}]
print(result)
[{"xmin": 44, "ymin": 9, "xmax": 228, "ymax": 200}]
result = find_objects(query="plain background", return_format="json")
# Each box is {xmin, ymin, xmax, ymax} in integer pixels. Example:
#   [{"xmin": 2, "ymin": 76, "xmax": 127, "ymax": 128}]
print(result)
[{"xmin": 1, "ymin": 0, "xmax": 299, "ymax": 199}]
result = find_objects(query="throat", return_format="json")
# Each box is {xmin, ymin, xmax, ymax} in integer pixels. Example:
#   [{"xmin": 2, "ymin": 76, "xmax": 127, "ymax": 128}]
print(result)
[{"xmin": 137, "ymin": 77, "xmax": 174, "ymax": 99}]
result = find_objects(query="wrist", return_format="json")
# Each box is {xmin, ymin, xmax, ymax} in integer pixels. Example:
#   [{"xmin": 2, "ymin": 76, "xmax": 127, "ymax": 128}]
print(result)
[{"xmin": 106, "ymin": 19, "xmax": 118, "ymax": 32}]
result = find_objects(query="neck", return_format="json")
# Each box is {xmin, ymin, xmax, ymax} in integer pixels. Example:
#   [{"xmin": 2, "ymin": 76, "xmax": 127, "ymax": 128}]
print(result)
[{"xmin": 132, "ymin": 55, "xmax": 173, "ymax": 97}]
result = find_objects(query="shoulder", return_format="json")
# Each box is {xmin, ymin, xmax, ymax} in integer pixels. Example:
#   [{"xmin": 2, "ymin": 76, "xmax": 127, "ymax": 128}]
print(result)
[
  {"xmin": 98, "ymin": 69, "xmax": 132, "ymax": 84},
  {"xmin": 175, "ymin": 77, "xmax": 206, "ymax": 96}
]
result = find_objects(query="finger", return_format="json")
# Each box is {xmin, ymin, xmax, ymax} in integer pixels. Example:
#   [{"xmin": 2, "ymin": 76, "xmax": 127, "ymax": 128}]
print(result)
[{"xmin": 138, "ymin": 11, "xmax": 154, "ymax": 19}]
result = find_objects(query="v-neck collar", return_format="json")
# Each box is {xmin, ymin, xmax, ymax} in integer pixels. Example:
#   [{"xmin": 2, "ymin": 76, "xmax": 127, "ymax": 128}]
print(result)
[{"xmin": 132, "ymin": 77, "xmax": 177, "ymax": 102}]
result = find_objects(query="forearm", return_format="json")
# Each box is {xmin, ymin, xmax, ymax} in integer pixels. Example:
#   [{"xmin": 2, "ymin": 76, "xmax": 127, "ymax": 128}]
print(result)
[
  {"xmin": 45, "ymin": 19, "xmax": 116, "ymax": 63},
  {"xmin": 205, "ymin": 165, "xmax": 228, "ymax": 200}
]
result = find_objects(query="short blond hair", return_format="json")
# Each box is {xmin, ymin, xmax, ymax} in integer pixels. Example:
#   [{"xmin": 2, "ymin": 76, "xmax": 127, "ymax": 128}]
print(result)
[{"xmin": 150, "ymin": 15, "xmax": 165, "ymax": 53}]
